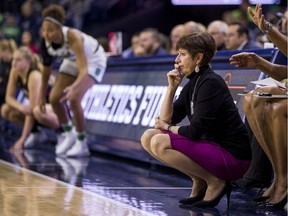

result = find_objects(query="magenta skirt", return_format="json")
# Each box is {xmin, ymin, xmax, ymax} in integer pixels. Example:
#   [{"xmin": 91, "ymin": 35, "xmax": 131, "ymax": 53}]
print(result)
[{"xmin": 165, "ymin": 131, "xmax": 250, "ymax": 181}]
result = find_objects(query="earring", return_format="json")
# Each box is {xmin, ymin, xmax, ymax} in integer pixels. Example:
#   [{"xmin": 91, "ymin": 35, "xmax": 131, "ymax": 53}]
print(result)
[{"xmin": 195, "ymin": 65, "xmax": 200, "ymax": 73}]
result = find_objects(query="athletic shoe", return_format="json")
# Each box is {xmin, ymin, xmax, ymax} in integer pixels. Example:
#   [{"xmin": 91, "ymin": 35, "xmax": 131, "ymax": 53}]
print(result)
[
  {"xmin": 56, "ymin": 132, "xmax": 66, "ymax": 144},
  {"xmin": 24, "ymin": 131, "xmax": 48, "ymax": 148},
  {"xmin": 55, "ymin": 129, "xmax": 76, "ymax": 155},
  {"xmin": 66, "ymin": 139, "xmax": 90, "ymax": 157}
]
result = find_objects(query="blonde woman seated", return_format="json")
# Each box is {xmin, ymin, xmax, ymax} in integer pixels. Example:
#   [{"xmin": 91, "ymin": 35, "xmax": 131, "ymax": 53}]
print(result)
[
  {"xmin": 1, "ymin": 47, "xmax": 60, "ymax": 152},
  {"xmin": 230, "ymin": 4, "xmax": 287, "ymax": 209}
]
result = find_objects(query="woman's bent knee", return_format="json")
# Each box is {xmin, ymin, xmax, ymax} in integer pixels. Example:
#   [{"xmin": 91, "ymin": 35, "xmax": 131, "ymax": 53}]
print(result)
[
  {"xmin": 150, "ymin": 134, "xmax": 170, "ymax": 156},
  {"xmin": 243, "ymin": 90, "xmax": 253, "ymax": 114},
  {"xmin": 1, "ymin": 104, "xmax": 10, "ymax": 119},
  {"xmin": 271, "ymin": 100, "xmax": 287, "ymax": 116},
  {"xmin": 49, "ymin": 90, "xmax": 63, "ymax": 107},
  {"xmin": 141, "ymin": 129, "xmax": 156, "ymax": 146},
  {"xmin": 141, "ymin": 128, "xmax": 164, "ymax": 150},
  {"xmin": 32, "ymin": 105, "xmax": 43, "ymax": 120}
]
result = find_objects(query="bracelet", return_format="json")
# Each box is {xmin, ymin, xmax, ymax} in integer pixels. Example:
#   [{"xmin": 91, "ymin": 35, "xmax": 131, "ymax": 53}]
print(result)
[
  {"xmin": 167, "ymin": 125, "xmax": 173, "ymax": 132},
  {"xmin": 263, "ymin": 21, "xmax": 273, "ymax": 34}
]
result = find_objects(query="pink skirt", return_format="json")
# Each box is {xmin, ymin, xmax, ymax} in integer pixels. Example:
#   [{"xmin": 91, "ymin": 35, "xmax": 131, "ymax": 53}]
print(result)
[{"xmin": 165, "ymin": 131, "xmax": 250, "ymax": 181}]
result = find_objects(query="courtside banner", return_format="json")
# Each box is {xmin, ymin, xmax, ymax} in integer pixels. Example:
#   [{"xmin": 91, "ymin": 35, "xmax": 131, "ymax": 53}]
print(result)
[{"xmin": 82, "ymin": 49, "xmax": 278, "ymax": 141}]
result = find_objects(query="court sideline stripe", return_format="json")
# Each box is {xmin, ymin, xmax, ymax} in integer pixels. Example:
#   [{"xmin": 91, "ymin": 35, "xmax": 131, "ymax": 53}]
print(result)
[{"xmin": 0, "ymin": 159, "xmax": 157, "ymax": 216}]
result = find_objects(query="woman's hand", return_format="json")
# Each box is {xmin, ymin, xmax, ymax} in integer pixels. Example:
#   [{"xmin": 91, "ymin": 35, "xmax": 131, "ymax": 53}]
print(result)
[
  {"xmin": 60, "ymin": 85, "xmax": 74, "ymax": 102},
  {"xmin": 229, "ymin": 52, "xmax": 261, "ymax": 68},
  {"xmin": 19, "ymin": 104, "xmax": 32, "ymax": 115},
  {"xmin": 247, "ymin": 4, "xmax": 267, "ymax": 33},
  {"xmin": 154, "ymin": 117, "xmax": 169, "ymax": 130},
  {"xmin": 167, "ymin": 63, "xmax": 184, "ymax": 89}
]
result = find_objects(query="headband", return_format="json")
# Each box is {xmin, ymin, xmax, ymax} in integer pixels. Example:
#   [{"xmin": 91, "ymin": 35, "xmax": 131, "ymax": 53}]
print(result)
[{"xmin": 44, "ymin": 16, "xmax": 63, "ymax": 27}]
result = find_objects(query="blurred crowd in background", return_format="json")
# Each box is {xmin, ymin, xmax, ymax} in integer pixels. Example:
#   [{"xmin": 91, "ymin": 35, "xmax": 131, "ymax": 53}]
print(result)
[{"xmin": 0, "ymin": 0, "xmax": 287, "ymax": 58}]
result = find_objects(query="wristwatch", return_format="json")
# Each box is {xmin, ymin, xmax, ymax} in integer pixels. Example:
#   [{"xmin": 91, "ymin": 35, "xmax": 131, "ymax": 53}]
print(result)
[{"xmin": 263, "ymin": 21, "xmax": 273, "ymax": 34}]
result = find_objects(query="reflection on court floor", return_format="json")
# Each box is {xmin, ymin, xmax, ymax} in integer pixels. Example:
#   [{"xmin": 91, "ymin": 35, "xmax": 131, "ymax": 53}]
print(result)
[
  {"xmin": 0, "ymin": 137, "xmax": 287, "ymax": 216},
  {"xmin": 0, "ymin": 159, "xmax": 156, "ymax": 216}
]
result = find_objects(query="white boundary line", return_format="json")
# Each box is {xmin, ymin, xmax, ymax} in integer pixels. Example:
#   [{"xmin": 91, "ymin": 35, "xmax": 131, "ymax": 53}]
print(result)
[
  {"xmin": 84, "ymin": 187, "xmax": 191, "ymax": 189},
  {"xmin": 2, "ymin": 186, "xmax": 191, "ymax": 189},
  {"xmin": 0, "ymin": 159, "xmax": 158, "ymax": 216}
]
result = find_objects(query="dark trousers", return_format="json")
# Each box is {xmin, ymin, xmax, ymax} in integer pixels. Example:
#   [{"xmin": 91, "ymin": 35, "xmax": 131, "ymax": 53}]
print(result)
[{"xmin": 243, "ymin": 120, "xmax": 272, "ymax": 184}]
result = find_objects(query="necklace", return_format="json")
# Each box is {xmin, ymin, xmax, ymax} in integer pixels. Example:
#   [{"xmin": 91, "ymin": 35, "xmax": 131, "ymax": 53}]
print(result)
[{"xmin": 190, "ymin": 75, "xmax": 201, "ymax": 115}]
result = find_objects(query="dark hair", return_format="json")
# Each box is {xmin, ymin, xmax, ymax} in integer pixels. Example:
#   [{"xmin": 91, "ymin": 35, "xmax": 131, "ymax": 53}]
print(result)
[
  {"xmin": 229, "ymin": 22, "xmax": 250, "ymax": 39},
  {"xmin": 176, "ymin": 32, "xmax": 216, "ymax": 65},
  {"xmin": 42, "ymin": 4, "xmax": 65, "ymax": 24}
]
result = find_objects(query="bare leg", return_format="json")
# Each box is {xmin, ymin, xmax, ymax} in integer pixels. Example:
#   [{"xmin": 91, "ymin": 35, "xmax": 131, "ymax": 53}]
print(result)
[
  {"xmin": 141, "ymin": 129, "xmax": 207, "ymax": 197},
  {"xmin": 33, "ymin": 105, "xmax": 60, "ymax": 129},
  {"xmin": 245, "ymin": 86, "xmax": 287, "ymax": 200},
  {"xmin": 49, "ymin": 73, "xmax": 75, "ymax": 125},
  {"xmin": 244, "ymin": 88, "xmax": 272, "ymax": 159},
  {"xmin": 252, "ymin": 87, "xmax": 287, "ymax": 201},
  {"xmin": 150, "ymin": 133, "xmax": 226, "ymax": 201},
  {"xmin": 142, "ymin": 130, "xmax": 227, "ymax": 200},
  {"xmin": 0, "ymin": 104, "xmax": 25, "ymax": 125},
  {"xmin": 243, "ymin": 87, "xmax": 276, "ymax": 197},
  {"xmin": 264, "ymin": 99, "xmax": 287, "ymax": 204},
  {"xmin": 68, "ymin": 76, "xmax": 95, "ymax": 132}
]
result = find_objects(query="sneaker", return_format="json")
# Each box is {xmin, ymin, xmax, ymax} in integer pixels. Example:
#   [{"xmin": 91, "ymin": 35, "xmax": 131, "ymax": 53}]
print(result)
[
  {"xmin": 49, "ymin": 127, "xmax": 65, "ymax": 144},
  {"xmin": 66, "ymin": 139, "xmax": 90, "ymax": 157},
  {"xmin": 55, "ymin": 129, "xmax": 76, "ymax": 155},
  {"xmin": 24, "ymin": 131, "xmax": 48, "ymax": 148},
  {"xmin": 56, "ymin": 132, "xmax": 66, "ymax": 144}
]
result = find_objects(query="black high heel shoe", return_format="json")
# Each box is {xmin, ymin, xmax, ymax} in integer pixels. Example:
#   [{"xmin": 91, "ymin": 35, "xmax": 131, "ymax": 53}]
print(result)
[
  {"xmin": 192, "ymin": 182, "xmax": 232, "ymax": 208},
  {"xmin": 252, "ymin": 195, "xmax": 270, "ymax": 202},
  {"xmin": 179, "ymin": 190, "xmax": 206, "ymax": 204},
  {"xmin": 257, "ymin": 195, "xmax": 287, "ymax": 209}
]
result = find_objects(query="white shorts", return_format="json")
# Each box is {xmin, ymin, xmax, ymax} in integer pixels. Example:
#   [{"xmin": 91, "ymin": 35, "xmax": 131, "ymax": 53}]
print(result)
[{"xmin": 58, "ymin": 46, "xmax": 107, "ymax": 83}]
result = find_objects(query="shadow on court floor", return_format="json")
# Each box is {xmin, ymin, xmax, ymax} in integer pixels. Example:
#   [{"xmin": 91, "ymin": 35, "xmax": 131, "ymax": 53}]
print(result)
[{"xmin": 0, "ymin": 129, "xmax": 286, "ymax": 216}]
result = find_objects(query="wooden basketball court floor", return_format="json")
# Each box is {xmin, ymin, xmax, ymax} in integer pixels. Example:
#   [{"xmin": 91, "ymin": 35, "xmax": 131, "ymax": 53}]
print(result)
[{"xmin": 0, "ymin": 130, "xmax": 287, "ymax": 216}]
